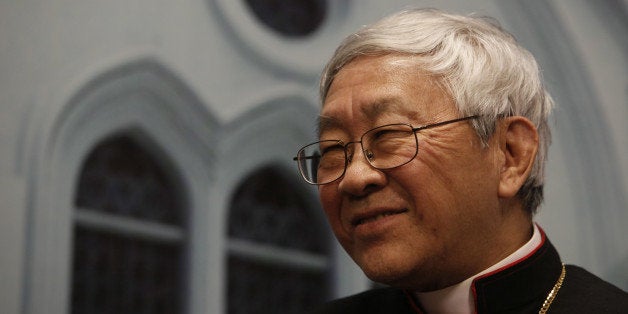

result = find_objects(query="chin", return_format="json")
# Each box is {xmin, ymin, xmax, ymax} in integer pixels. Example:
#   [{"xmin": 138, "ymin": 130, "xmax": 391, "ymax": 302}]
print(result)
[
  {"xmin": 356, "ymin": 252, "xmax": 422, "ymax": 288},
  {"xmin": 364, "ymin": 270, "xmax": 425, "ymax": 290}
]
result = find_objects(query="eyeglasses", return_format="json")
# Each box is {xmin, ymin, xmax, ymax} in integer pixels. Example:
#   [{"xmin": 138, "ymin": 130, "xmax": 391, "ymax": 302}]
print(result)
[{"xmin": 294, "ymin": 116, "xmax": 478, "ymax": 185}]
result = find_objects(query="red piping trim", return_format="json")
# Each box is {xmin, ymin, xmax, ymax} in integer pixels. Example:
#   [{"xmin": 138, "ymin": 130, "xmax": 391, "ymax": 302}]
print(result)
[
  {"xmin": 471, "ymin": 223, "xmax": 546, "ymax": 313},
  {"xmin": 403, "ymin": 290, "xmax": 426, "ymax": 314}
]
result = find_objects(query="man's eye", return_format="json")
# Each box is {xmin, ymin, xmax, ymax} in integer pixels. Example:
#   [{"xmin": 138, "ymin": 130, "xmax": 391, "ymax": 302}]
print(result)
[
  {"xmin": 373, "ymin": 129, "xmax": 392, "ymax": 139},
  {"xmin": 372, "ymin": 129, "xmax": 407, "ymax": 140},
  {"xmin": 318, "ymin": 146, "xmax": 345, "ymax": 168},
  {"xmin": 321, "ymin": 145, "xmax": 344, "ymax": 156}
]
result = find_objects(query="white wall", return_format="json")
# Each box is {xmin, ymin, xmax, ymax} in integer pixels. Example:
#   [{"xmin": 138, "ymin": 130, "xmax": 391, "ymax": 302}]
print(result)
[{"xmin": 1, "ymin": 1, "xmax": 626, "ymax": 313}]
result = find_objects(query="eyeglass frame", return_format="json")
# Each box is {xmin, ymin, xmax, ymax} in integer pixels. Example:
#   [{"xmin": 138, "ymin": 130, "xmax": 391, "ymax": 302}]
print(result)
[{"xmin": 293, "ymin": 115, "xmax": 479, "ymax": 185}]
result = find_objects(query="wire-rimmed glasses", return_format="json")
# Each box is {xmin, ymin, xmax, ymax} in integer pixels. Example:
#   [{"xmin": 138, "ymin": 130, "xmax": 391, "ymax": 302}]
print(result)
[{"xmin": 294, "ymin": 116, "xmax": 478, "ymax": 185}]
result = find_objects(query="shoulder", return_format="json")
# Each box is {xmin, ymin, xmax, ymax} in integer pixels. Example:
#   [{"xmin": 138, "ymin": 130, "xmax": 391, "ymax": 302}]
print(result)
[
  {"xmin": 307, "ymin": 287, "xmax": 421, "ymax": 314},
  {"xmin": 551, "ymin": 264, "xmax": 628, "ymax": 313}
]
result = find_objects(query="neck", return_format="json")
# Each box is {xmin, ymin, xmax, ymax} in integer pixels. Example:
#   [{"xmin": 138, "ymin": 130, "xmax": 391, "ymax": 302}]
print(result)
[{"xmin": 414, "ymin": 223, "xmax": 542, "ymax": 314}]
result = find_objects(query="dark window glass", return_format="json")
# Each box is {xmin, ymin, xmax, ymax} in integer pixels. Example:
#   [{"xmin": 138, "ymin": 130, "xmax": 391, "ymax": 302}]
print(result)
[
  {"xmin": 228, "ymin": 256, "xmax": 327, "ymax": 314},
  {"xmin": 71, "ymin": 228, "xmax": 183, "ymax": 314},
  {"xmin": 244, "ymin": 0, "xmax": 327, "ymax": 37},
  {"xmin": 228, "ymin": 167, "xmax": 326, "ymax": 253},
  {"xmin": 227, "ymin": 166, "xmax": 330, "ymax": 314},
  {"xmin": 71, "ymin": 135, "xmax": 186, "ymax": 314},
  {"xmin": 74, "ymin": 136, "xmax": 183, "ymax": 225}
]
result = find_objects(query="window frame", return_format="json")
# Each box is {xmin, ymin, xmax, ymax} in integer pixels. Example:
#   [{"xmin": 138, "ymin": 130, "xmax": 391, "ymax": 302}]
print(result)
[{"xmin": 22, "ymin": 60, "xmax": 217, "ymax": 314}]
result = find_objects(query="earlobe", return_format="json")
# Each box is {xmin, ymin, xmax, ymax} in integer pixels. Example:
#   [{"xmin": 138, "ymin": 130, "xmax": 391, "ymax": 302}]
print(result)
[{"xmin": 498, "ymin": 117, "xmax": 539, "ymax": 199}]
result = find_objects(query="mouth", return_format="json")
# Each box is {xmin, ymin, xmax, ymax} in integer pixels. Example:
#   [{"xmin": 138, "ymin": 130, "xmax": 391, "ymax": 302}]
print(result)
[{"xmin": 351, "ymin": 208, "xmax": 408, "ymax": 227}]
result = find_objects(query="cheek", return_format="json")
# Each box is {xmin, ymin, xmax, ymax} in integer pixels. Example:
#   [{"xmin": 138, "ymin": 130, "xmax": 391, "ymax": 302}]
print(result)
[
  {"xmin": 418, "ymin": 138, "xmax": 497, "ymax": 194},
  {"xmin": 318, "ymin": 185, "xmax": 337, "ymax": 209},
  {"xmin": 392, "ymin": 157, "xmax": 477, "ymax": 234},
  {"xmin": 404, "ymin": 150, "xmax": 501, "ymax": 237},
  {"xmin": 318, "ymin": 186, "xmax": 345, "ymax": 233},
  {"xmin": 417, "ymin": 140, "xmax": 460, "ymax": 173}
]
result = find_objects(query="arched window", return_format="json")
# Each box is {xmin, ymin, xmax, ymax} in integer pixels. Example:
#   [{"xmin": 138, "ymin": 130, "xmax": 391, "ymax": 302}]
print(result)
[
  {"xmin": 227, "ymin": 166, "xmax": 330, "ymax": 314},
  {"xmin": 71, "ymin": 135, "xmax": 187, "ymax": 314},
  {"xmin": 243, "ymin": 0, "xmax": 327, "ymax": 37}
]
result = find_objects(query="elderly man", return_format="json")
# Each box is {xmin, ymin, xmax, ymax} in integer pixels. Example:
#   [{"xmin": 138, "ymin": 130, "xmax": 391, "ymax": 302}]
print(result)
[{"xmin": 294, "ymin": 8, "xmax": 628, "ymax": 314}]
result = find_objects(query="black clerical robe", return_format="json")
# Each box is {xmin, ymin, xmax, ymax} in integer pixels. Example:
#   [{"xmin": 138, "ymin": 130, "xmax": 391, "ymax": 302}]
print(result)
[{"xmin": 309, "ymin": 236, "xmax": 628, "ymax": 313}]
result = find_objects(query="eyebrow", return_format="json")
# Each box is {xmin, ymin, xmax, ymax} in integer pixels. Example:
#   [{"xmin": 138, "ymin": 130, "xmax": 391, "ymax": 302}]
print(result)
[
  {"xmin": 317, "ymin": 115, "xmax": 341, "ymax": 136},
  {"xmin": 362, "ymin": 98, "xmax": 409, "ymax": 120},
  {"xmin": 318, "ymin": 98, "xmax": 420, "ymax": 136}
]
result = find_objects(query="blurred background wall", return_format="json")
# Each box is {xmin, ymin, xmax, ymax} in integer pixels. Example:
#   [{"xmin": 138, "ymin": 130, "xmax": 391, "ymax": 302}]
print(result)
[{"xmin": 1, "ymin": 0, "xmax": 626, "ymax": 313}]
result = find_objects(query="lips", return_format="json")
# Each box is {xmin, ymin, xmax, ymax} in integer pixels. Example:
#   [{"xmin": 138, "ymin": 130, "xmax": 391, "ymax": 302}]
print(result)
[{"xmin": 351, "ymin": 208, "xmax": 408, "ymax": 227}]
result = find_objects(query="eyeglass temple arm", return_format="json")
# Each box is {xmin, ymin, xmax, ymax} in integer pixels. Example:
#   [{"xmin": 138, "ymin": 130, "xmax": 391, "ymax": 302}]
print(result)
[
  {"xmin": 412, "ymin": 115, "xmax": 479, "ymax": 132},
  {"xmin": 293, "ymin": 155, "xmax": 320, "ymax": 161}
]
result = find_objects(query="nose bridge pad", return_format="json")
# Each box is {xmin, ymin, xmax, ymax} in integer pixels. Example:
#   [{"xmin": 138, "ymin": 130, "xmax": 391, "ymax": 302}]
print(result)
[
  {"xmin": 365, "ymin": 149, "xmax": 375, "ymax": 161},
  {"xmin": 345, "ymin": 141, "xmax": 358, "ymax": 163},
  {"xmin": 345, "ymin": 141, "xmax": 375, "ymax": 169}
]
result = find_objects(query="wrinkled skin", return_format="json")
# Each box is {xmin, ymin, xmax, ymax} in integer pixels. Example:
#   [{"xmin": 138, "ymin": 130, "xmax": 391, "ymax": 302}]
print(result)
[{"xmin": 318, "ymin": 54, "xmax": 536, "ymax": 291}]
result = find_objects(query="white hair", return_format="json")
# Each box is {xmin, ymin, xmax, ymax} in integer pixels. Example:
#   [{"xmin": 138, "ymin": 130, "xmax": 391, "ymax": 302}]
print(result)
[{"xmin": 320, "ymin": 8, "xmax": 554, "ymax": 213}]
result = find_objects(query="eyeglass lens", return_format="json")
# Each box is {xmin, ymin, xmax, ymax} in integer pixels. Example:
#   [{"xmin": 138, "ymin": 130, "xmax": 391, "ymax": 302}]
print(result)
[{"xmin": 297, "ymin": 124, "xmax": 418, "ymax": 184}]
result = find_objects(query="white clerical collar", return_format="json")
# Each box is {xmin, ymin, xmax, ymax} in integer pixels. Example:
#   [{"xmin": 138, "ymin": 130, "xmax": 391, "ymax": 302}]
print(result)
[{"xmin": 414, "ymin": 223, "xmax": 542, "ymax": 314}]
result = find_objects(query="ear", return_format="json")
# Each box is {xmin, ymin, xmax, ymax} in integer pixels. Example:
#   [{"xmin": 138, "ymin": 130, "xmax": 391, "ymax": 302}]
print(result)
[{"xmin": 497, "ymin": 116, "xmax": 539, "ymax": 199}]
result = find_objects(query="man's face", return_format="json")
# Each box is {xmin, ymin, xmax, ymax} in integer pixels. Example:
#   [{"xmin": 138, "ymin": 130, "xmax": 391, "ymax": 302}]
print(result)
[{"xmin": 319, "ymin": 54, "xmax": 507, "ymax": 291}]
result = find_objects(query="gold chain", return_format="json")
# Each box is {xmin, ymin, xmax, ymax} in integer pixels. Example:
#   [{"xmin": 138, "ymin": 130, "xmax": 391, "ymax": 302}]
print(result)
[{"xmin": 538, "ymin": 263, "xmax": 566, "ymax": 314}]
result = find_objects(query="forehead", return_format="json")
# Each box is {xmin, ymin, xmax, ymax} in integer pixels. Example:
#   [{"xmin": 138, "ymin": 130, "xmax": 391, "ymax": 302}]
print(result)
[
  {"xmin": 318, "ymin": 98, "xmax": 417, "ymax": 133},
  {"xmin": 319, "ymin": 54, "xmax": 454, "ymax": 133}
]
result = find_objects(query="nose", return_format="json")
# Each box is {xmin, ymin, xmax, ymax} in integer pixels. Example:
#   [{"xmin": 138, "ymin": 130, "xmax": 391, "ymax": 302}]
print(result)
[{"xmin": 338, "ymin": 145, "xmax": 386, "ymax": 197}]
